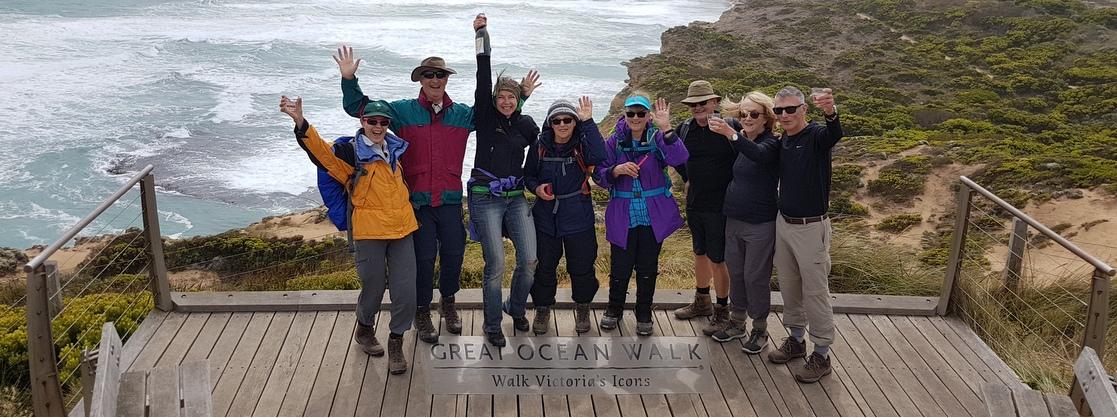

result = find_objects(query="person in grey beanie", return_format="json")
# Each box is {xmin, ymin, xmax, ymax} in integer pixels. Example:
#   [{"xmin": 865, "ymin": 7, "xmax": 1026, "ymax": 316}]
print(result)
[{"xmin": 525, "ymin": 96, "xmax": 606, "ymax": 334}]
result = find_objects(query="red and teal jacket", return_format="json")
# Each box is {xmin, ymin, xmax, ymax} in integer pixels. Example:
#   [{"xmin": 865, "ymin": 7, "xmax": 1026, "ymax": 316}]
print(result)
[{"xmin": 342, "ymin": 78, "xmax": 475, "ymax": 208}]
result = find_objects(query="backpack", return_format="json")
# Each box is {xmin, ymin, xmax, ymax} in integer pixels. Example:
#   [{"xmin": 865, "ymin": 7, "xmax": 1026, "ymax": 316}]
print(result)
[
  {"xmin": 316, "ymin": 137, "xmax": 368, "ymax": 251},
  {"xmin": 537, "ymin": 141, "xmax": 593, "ymax": 195}
]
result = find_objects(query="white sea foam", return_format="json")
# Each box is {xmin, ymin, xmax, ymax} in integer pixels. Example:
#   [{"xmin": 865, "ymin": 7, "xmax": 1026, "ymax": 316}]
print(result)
[{"xmin": 0, "ymin": 0, "xmax": 731, "ymax": 248}]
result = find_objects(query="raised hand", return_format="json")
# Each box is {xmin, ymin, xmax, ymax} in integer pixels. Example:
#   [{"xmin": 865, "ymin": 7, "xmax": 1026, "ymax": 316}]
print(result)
[
  {"xmin": 521, "ymin": 69, "xmax": 542, "ymax": 97},
  {"xmin": 279, "ymin": 96, "xmax": 304, "ymax": 126},
  {"xmin": 708, "ymin": 116, "xmax": 736, "ymax": 139},
  {"xmin": 577, "ymin": 95, "xmax": 593, "ymax": 121},
  {"xmin": 333, "ymin": 45, "xmax": 361, "ymax": 80},
  {"xmin": 812, "ymin": 87, "xmax": 836, "ymax": 115},
  {"xmin": 652, "ymin": 97, "xmax": 671, "ymax": 131},
  {"xmin": 473, "ymin": 13, "xmax": 487, "ymax": 30}
]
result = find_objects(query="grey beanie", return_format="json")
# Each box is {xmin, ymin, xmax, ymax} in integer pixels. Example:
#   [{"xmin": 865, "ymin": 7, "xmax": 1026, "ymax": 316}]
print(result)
[{"xmin": 545, "ymin": 99, "xmax": 578, "ymax": 122}]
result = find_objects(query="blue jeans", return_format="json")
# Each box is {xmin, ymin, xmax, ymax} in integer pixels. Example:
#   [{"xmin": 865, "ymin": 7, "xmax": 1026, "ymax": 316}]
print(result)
[{"xmin": 469, "ymin": 193, "xmax": 538, "ymax": 334}]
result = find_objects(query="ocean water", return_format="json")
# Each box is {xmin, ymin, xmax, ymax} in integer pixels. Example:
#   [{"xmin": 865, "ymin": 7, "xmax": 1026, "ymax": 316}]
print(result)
[{"xmin": 0, "ymin": 0, "xmax": 731, "ymax": 249}]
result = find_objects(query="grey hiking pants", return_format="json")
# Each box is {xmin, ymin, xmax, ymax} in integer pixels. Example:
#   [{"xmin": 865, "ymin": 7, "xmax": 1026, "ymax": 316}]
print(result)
[
  {"xmin": 725, "ymin": 218, "xmax": 776, "ymax": 324},
  {"xmin": 355, "ymin": 235, "xmax": 416, "ymax": 335},
  {"xmin": 774, "ymin": 215, "xmax": 835, "ymax": 347}
]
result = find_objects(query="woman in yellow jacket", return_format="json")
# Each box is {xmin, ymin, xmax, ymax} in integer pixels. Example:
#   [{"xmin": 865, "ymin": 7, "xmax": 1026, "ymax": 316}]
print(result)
[{"xmin": 280, "ymin": 96, "xmax": 417, "ymax": 374}]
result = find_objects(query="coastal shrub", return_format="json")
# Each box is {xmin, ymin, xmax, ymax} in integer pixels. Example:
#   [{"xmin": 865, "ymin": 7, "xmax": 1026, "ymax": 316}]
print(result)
[
  {"xmin": 829, "ymin": 195, "xmax": 869, "ymax": 218},
  {"xmin": 285, "ymin": 269, "xmax": 359, "ymax": 291},
  {"xmin": 868, "ymin": 156, "xmax": 933, "ymax": 204},
  {"xmin": 832, "ymin": 164, "xmax": 865, "ymax": 194},
  {"xmin": 876, "ymin": 213, "xmax": 923, "ymax": 232}
]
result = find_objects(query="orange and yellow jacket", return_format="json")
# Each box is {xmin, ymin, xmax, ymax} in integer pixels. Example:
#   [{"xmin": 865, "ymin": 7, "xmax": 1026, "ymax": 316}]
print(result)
[{"xmin": 295, "ymin": 121, "xmax": 418, "ymax": 240}]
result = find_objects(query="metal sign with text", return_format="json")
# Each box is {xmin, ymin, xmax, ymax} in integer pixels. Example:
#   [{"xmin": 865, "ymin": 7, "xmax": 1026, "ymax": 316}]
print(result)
[{"xmin": 423, "ymin": 336, "xmax": 717, "ymax": 395}]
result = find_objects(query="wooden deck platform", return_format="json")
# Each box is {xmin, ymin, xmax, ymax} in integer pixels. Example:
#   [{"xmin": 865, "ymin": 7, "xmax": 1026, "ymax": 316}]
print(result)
[{"xmin": 112, "ymin": 304, "xmax": 1044, "ymax": 417}]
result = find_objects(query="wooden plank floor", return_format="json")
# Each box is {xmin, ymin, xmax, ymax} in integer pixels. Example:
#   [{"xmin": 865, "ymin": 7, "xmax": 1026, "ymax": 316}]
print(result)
[{"xmin": 121, "ymin": 308, "xmax": 1031, "ymax": 417}]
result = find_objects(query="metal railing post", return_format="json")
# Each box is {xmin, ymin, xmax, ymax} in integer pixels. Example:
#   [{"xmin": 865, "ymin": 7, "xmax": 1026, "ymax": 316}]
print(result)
[
  {"xmin": 937, "ymin": 184, "xmax": 973, "ymax": 316},
  {"xmin": 25, "ymin": 266, "xmax": 65, "ymax": 416},
  {"xmin": 140, "ymin": 173, "xmax": 172, "ymax": 311}
]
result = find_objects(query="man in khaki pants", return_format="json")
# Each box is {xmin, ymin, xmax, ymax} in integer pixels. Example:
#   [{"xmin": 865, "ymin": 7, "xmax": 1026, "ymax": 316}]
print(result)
[{"xmin": 766, "ymin": 86, "xmax": 842, "ymax": 384}]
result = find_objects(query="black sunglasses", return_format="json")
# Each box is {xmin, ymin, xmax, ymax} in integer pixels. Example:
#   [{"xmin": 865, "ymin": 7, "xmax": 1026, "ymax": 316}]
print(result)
[
  {"xmin": 363, "ymin": 118, "xmax": 391, "ymax": 127},
  {"xmin": 687, "ymin": 99, "xmax": 710, "ymax": 107},
  {"xmin": 625, "ymin": 111, "xmax": 647, "ymax": 118},
  {"xmin": 742, "ymin": 111, "xmax": 763, "ymax": 119},
  {"xmin": 421, "ymin": 70, "xmax": 449, "ymax": 79},
  {"xmin": 773, "ymin": 104, "xmax": 803, "ymax": 115},
  {"xmin": 551, "ymin": 117, "xmax": 575, "ymax": 126}
]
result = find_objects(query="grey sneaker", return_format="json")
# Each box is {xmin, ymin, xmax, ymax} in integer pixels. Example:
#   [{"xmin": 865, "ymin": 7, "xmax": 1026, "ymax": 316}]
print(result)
[
  {"xmin": 599, "ymin": 311, "xmax": 620, "ymax": 330},
  {"xmin": 532, "ymin": 306, "xmax": 551, "ymax": 335},
  {"xmin": 673, "ymin": 292, "xmax": 713, "ymax": 319},
  {"xmin": 636, "ymin": 321, "xmax": 654, "ymax": 336},
  {"xmin": 741, "ymin": 329, "xmax": 770, "ymax": 354},
  {"xmin": 574, "ymin": 303, "xmax": 592, "ymax": 334},
  {"xmin": 768, "ymin": 337, "xmax": 806, "ymax": 364},
  {"xmin": 794, "ymin": 352, "xmax": 832, "ymax": 383},
  {"xmin": 440, "ymin": 296, "xmax": 463, "ymax": 335},
  {"xmin": 415, "ymin": 307, "xmax": 439, "ymax": 344},
  {"xmin": 711, "ymin": 318, "xmax": 747, "ymax": 342},
  {"xmin": 387, "ymin": 334, "xmax": 407, "ymax": 375},
  {"xmin": 701, "ymin": 304, "xmax": 730, "ymax": 336},
  {"xmin": 355, "ymin": 322, "xmax": 384, "ymax": 357}
]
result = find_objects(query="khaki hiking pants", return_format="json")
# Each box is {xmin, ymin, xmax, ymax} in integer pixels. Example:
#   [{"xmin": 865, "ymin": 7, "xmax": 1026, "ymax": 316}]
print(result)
[{"xmin": 774, "ymin": 215, "xmax": 835, "ymax": 347}]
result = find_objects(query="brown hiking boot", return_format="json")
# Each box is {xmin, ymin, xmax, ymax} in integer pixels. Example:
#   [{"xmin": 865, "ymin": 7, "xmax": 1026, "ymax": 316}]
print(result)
[
  {"xmin": 701, "ymin": 304, "xmax": 730, "ymax": 336},
  {"xmin": 415, "ymin": 307, "xmax": 438, "ymax": 344},
  {"xmin": 440, "ymin": 296, "xmax": 463, "ymax": 335},
  {"xmin": 387, "ymin": 334, "xmax": 407, "ymax": 375},
  {"xmin": 574, "ymin": 303, "xmax": 592, "ymax": 334},
  {"xmin": 532, "ymin": 306, "xmax": 551, "ymax": 335},
  {"xmin": 673, "ymin": 291, "xmax": 713, "ymax": 319},
  {"xmin": 794, "ymin": 352, "xmax": 832, "ymax": 383},
  {"xmin": 354, "ymin": 322, "xmax": 384, "ymax": 357},
  {"xmin": 768, "ymin": 337, "xmax": 806, "ymax": 364}
]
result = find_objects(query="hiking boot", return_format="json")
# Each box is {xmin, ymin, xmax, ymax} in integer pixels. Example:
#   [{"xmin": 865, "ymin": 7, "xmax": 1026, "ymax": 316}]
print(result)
[
  {"xmin": 768, "ymin": 337, "xmax": 806, "ymax": 364},
  {"xmin": 711, "ymin": 318, "xmax": 747, "ymax": 343},
  {"xmin": 574, "ymin": 303, "xmax": 592, "ymax": 334},
  {"xmin": 636, "ymin": 321, "xmax": 654, "ymax": 336},
  {"xmin": 486, "ymin": 330, "xmax": 506, "ymax": 347},
  {"xmin": 440, "ymin": 296, "xmax": 463, "ymax": 335},
  {"xmin": 673, "ymin": 291, "xmax": 713, "ymax": 319},
  {"xmin": 355, "ymin": 322, "xmax": 384, "ymax": 356},
  {"xmin": 599, "ymin": 311, "xmax": 620, "ymax": 330},
  {"xmin": 387, "ymin": 334, "xmax": 407, "ymax": 375},
  {"xmin": 532, "ymin": 306, "xmax": 551, "ymax": 335},
  {"xmin": 503, "ymin": 301, "xmax": 529, "ymax": 332},
  {"xmin": 794, "ymin": 352, "xmax": 832, "ymax": 383},
  {"xmin": 701, "ymin": 304, "xmax": 730, "ymax": 336},
  {"xmin": 415, "ymin": 307, "xmax": 439, "ymax": 344},
  {"xmin": 741, "ymin": 329, "xmax": 770, "ymax": 354}
]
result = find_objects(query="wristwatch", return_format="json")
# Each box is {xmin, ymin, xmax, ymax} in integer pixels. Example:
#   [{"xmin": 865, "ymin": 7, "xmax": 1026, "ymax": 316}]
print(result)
[
  {"xmin": 825, "ymin": 106, "xmax": 839, "ymax": 121},
  {"xmin": 730, "ymin": 133, "xmax": 740, "ymax": 142}
]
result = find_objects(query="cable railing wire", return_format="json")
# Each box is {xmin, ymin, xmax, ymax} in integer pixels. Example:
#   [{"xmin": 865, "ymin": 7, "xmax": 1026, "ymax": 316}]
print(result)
[
  {"xmin": 51, "ymin": 211, "xmax": 145, "ymax": 301},
  {"xmin": 51, "ymin": 253, "xmax": 151, "ymax": 351}
]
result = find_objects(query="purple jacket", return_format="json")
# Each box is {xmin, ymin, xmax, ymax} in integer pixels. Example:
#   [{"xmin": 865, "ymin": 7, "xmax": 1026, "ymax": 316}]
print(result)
[{"xmin": 595, "ymin": 119, "xmax": 689, "ymax": 249}]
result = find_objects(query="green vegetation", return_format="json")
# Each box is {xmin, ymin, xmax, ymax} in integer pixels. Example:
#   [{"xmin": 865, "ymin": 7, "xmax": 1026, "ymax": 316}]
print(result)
[
  {"xmin": 868, "ymin": 155, "xmax": 939, "ymax": 204},
  {"xmin": 621, "ymin": 0, "xmax": 1117, "ymax": 199},
  {"xmin": 876, "ymin": 213, "xmax": 923, "ymax": 232}
]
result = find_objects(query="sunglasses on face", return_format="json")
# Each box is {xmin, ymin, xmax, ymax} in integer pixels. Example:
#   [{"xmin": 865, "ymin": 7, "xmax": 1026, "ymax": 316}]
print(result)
[
  {"xmin": 625, "ymin": 111, "xmax": 647, "ymax": 118},
  {"xmin": 363, "ymin": 118, "xmax": 391, "ymax": 127},
  {"xmin": 551, "ymin": 117, "xmax": 575, "ymax": 126},
  {"xmin": 773, "ymin": 104, "xmax": 803, "ymax": 115},
  {"xmin": 687, "ymin": 99, "xmax": 710, "ymax": 108},
  {"xmin": 741, "ymin": 111, "xmax": 763, "ymax": 119},
  {"xmin": 421, "ymin": 70, "xmax": 449, "ymax": 79}
]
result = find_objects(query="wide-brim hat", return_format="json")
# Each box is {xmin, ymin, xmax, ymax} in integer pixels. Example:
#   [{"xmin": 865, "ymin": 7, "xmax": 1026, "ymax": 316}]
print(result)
[
  {"xmin": 410, "ymin": 56, "xmax": 457, "ymax": 82},
  {"xmin": 680, "ymin": 80, "xmax": 721, "ymax": 104}
]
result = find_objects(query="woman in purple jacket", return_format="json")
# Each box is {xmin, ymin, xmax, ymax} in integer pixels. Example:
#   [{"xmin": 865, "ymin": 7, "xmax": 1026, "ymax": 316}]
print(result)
[{"xmin": 595, "ymin": 93, "xmax": 689, "ymax": 335}]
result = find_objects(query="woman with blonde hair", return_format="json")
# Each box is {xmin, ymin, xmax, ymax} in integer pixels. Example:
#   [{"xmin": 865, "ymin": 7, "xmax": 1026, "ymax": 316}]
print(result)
[{"xmin": 706, "ymin": 91, "xmax": 780, "ymax": 354}]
